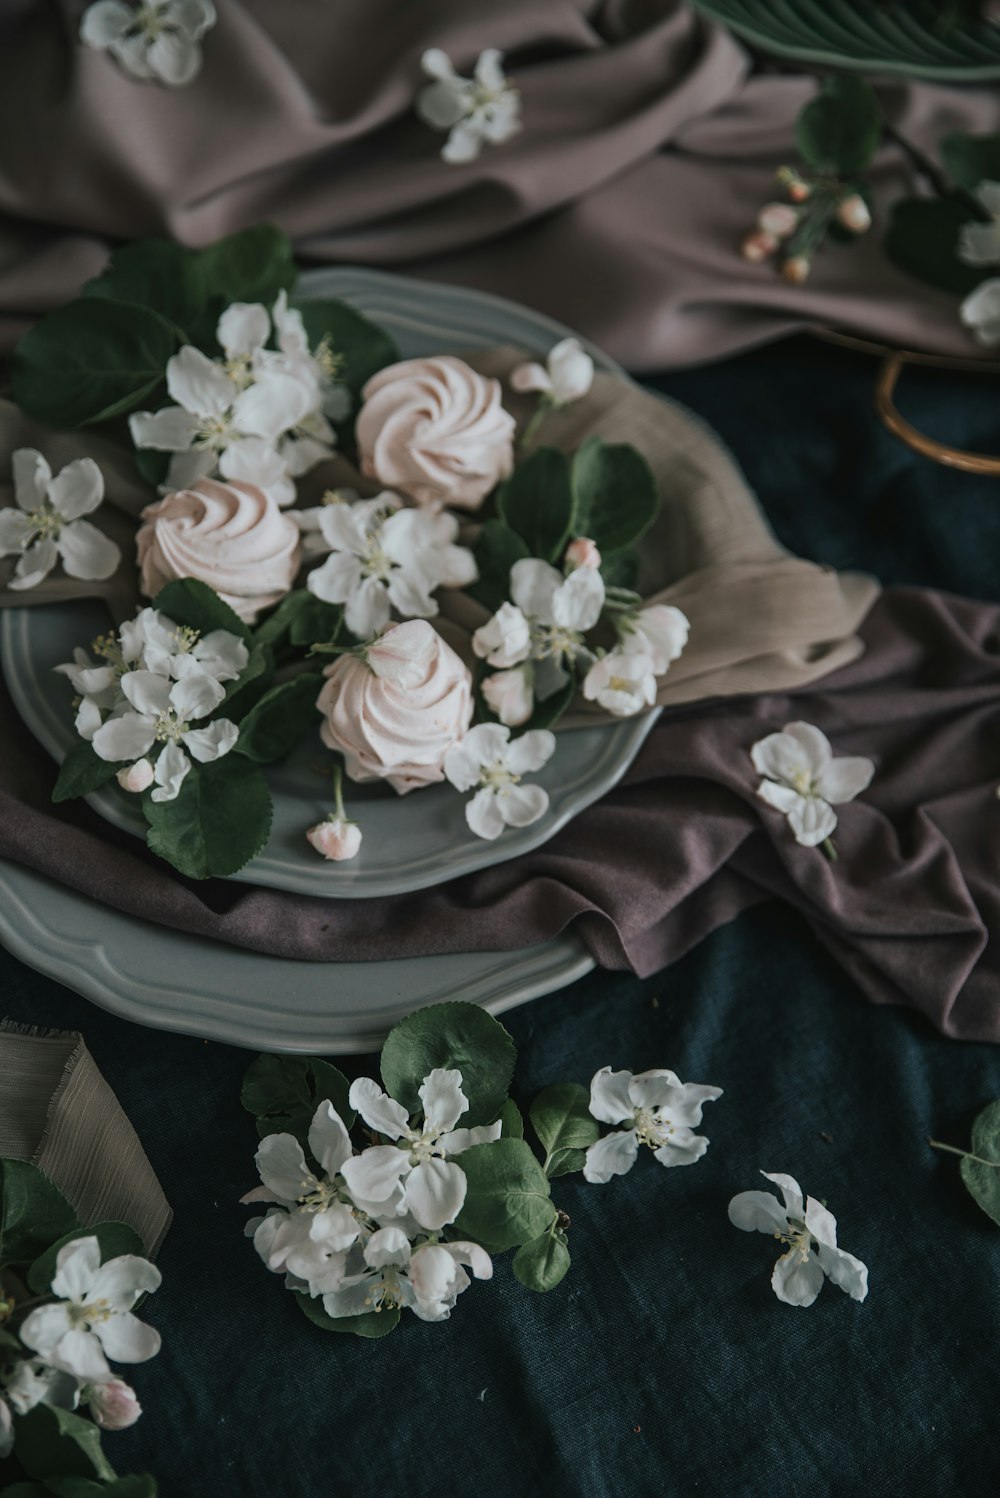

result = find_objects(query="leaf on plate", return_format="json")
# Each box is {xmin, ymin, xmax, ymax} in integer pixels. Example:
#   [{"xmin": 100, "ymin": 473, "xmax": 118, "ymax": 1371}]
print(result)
[
  {"xmin": 570, "ymin": 437, "xmax": 659, "ymax": 556},
  {"xmin": 379, "ymin": 1002, "xmax": 517, "ymax": 1129},
  {"xmin": 52, "ymin": 741, "xmax": 122, "ymax": 804},
  {"xmin": 151, "ymin": 578, "xmax": 250, "ymax": 641},
  {"xmin": 467, "ymin": 519, "xmax": 531, "ymax": 613},
  {"xmin": 495, "ymin": 448, "xmax": 575, "ymax": 564},
  {"xmin": 234, "ymin": 673, "xmax": 323, "ymax": 764},
  {"xmin": 142, "ymin": 755, "xmax": 272, "ymax": 880}
]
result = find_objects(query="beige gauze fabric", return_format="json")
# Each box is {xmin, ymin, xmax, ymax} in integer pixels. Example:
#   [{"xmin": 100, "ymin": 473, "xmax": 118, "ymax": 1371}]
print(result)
[
  {"xmin": 0, "ymin": 347, "xmax": 880, "ymax": 714},
  {"xmin": 0, "ymin": 1024, "xmax": 172, "ymax": 1257}
]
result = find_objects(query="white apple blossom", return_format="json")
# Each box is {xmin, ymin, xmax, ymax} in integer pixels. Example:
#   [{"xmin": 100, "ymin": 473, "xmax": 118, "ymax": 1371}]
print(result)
[
  {"xmin": 728, "ymin": 1171, "xmax": 869, "ymax": 1308},
  {"xmin": 0, "ymin": 449, "xmax": 120, "ymax": 591},
  {"xmin": 582, "ymin": 651, "xmax": 657, "ymax": 717},
  {"xmin": 510, "ymin": 339, "xmax": 595, "ymax": 407},
  {"xmin": 416, "ymin": 48, "xmax": 521, "ymax": 165},
  {"xmin": 80, "ymin": 0, "xmax": 216, "ymax": 87},
  {"xmin": 481, "ymin": 665, "xmax": 533, "ymax": 727},
  {"xmin": 270, "ymin": 290, "xmax": 352, "ymax": 429},
  {"xmin": 85, "ymin": 1376, "xmax": 143, "ymax": 1430},
  {"xmin": 321, "ymin": 1226, "xmax": 492, "ymax": 1323},
  {"xmin": 618, "ymin": 603, "xmax": 690, "ymax": 675},
  {"xmin": 957, "ymin": 181, "xmax": 1000, "ymax": 267},
  {"xmin": 306, "ymin": 814, "xmax": 362, "ymax": 862},
  {"xmin": 444, "ymin": 723, "xmax": 555, "ymax": 840},
  {"xmin": 472, "ymin": 600, "xmax": 532, "ymax": 669},
  {"xmin": 751, "ymin": 720, "xmax": 874, "ymax": 849},
  {"xmin": 302, "ymin": 492, "xmax": 476, "ymax": 640},
  {"xmin": 583, "ymin": 1066, "xmax": 723, "ymax": 1184},
  {"xmin": 90, "ymin": 668, "xmax": 238, "ymax": 802},
  {"xmin": 960, "ymin": 277, "xmax": 1000, "ymax": 346},
  {"xmin": 20, "ymin": 1237, "xmax": 161, "ymax": 1383}
]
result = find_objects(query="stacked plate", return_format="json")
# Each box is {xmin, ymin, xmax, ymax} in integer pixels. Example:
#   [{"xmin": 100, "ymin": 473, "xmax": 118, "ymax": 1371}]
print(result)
[{"xmin": 0, "ymin": 270, "xmax": 661, "ymax": 1053}]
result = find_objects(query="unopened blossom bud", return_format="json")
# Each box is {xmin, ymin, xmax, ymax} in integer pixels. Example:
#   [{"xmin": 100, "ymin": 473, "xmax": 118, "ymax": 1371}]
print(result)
[
  {"xmin": 741, "ymin": 230, "xmax": 780, "ymax": 263},
  {"xmin": 836, "ymin": 193, "xmax": 872, "ymax": 234},
  {"xmin": 116, "ymin": 758, "xmax": 154, "ymax": 793},
  {"xmin": 481, "ymin": 667, "xmax": 533, "ymax": 727},
  {"xmin": 777, "ymin": 167, "xmax": 812, "ymax": 203},
  {"xmin": 564, "ymin": 537, "xmax": 602, "ymax": 571},
  {"xmin": 756, "ymin": 202, "xmax": 799, "ymax": 239},
  {"xmin": 306, "ymin": 816, "xmax": 362, "ymax": 861},
  {"xmin": 88, "ymin": 1379, "xmax": 142, "ymax": 1431},
  {"xmin": 781, "ymin": 255, "xmax": 812, "ymax": 284}
]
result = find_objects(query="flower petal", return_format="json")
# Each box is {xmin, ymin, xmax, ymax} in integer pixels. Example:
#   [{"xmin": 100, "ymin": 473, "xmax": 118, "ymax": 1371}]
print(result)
[
  {"xmin": 772, "ymin": 1249, "xmax": 825, "ymax": 1307},
  {"xmin": 344, "ymin": 574, "xmax": 391, "ymax": 640},
  {"xmin": 57, "ymin": 520, "xmax": 121, "ymax": 581},
  {"xmin": 0, "ymin": 507, "xmax": 36, "ymax": 554},
  {"xmin": 47, "ymin": 457, "xmax": 104, "ymax": 520},
  {"xmin": 348, "ymin": 1077, "xmax": 409, "ymax": 1140},
  {"xmin": 496, "ymin": 782, "xmax": 548, "ymax": 829},
  {"xmin": 52, "ymin": 1235, "xmax": 102, "ymax": 1299},
  {"xmin": 552, "ymin": 566, "xmax": 604, "ymax": 632},
  {"xmin": 255, "ymin": 1133, "xmax": 314, "ymax": 1203},
  {"xmin": 727, "ymin": 1190, "xmax": 789, "ymax": 1235},
  {"xmin": 509, "ymin": 558, "xmax": 562, "ymax": 622},
  {"xmin": 128, "ymin": 406, "xmax": 202, "ymax": 452},
  {"xmin": 761, "ymin": 1171, "xmax": 805, "ymax": 1220},
  {"xmin": 442, "ymin": 119, "xmax": 486, "ymax": 165},
  {"xmin": 146, "ymin": 29, "xmax": 202, "ymax": 87},
  {"xmin": 582, "ymin": 1129, "xmax": 639, "ymax": 1183},
  {"xmin": 652, "ymin": 1128, "xmax": 709, "ymax": 1167},
  {"xmin": 91, "ymin": 712, "xmax": 157, "ymax": 762},
  {"xmin": 750, "ymin": 731, "xmax": 811, "ymax": 786},
  {"xmin": 306, "ymin": 550, "xmax": 364, "ymax": 606},
  {"xmin": 79, "ymin": 0, "xmax": 133, "ymax": 46},
  {"xmin": 783, "ymin": 721, "xmax": 832, "ymax": 773},
  {"xmin": 167, "ymin": 345, "xmax": 236, "ymax": 417},
  {"xmin": 94, "ymin": 1311, "xmax": 161, "ymax": 1365},
  {"xmin": 121, "ymin": 670, "xmax": 172, "ymax": 717},
  {"xmin": 757, "ymin": 780, "xmax": 802, "ymax": 814},
  {"xmin": 46, "ymin": 1327, "xmax": 112, "ymax": 1383},
  {"xmin": 234, "ymin": 373, "xmax": 315, "ymax": 444},
  {"xmin": 217, "ymin": 302, "xmax": 269, "ymax": 359},
  {"xmin": 547, "ymin": 338, "xmax": 594, "ymax": 404},
  {"xmin": 504, "ymin": 729, "xmax": 555, "ymax": 776},
  {"xmin": 340, "ymin": 1144, "xmax": 409, "ymax": 1203},
  {"xmin": 418, "ymin": 1068, "xmax": 468, "ymax": 1133},
  {"xmin": 220, "ymin": 438, "xmax": 295, "ymax": 507},
  {"xmin": 91, "ymin": 1254, "xmax": 161, "ymax": 1311},
  {"xmin": 816, "ymin": 1242, "xmax": 869, "ymax": 1302},
  {"xmin": 787, "ymin": 796, "xmax": 837, "ymax": 848},
  {"xmin": 9, "ymin": 537, "xmax": 58, "ymax": 589},
  {"xmin": 803, "ymin": 1195, "xmax": 839, "ymax": 1250},
  {"xmin": 404, "ymin": 1157, "xmax": 467, "ymax": 1230},
  {"xmin": 169, "ymin": 670, "xmax": 225, "ymax": 721},
  {"xmin": 588, "ymin": 1066, "xmax": 636, "ymax": 1125},
  {"xmin": 192, "ymin": 629, "xmax": 249, "ymax": 681},
  {"xmin": 19, "ymin": 1303, "xmax": 74, "ymax": 1359},
  {"xmin": 509, "ymin": 361, "xmax": 552, "ymax": 395},
  {"xmin": 465, "ymin": 787, "xmax": 506, "ymax": 840},
  {"xmin": 363, "ymin": 1225, "xmax": 411, "ymax": 1270},
  {"xmin": 438, "ymin": 1121, "xmax": 502, "ymax": 1154},
  {"xmin": 814, "ymin": 756, "xmax": 875, "ymax": 806},
  {"xmin": 12, "ymin": 448, "xmax": 51, "ymax": 510},
  {"xmin": 149, "ymin": 741, "xmax": 191, "ymax": 803},
  {"xmin": 181, "ymin": 718, "xmax": 238, "ymax": 762}
]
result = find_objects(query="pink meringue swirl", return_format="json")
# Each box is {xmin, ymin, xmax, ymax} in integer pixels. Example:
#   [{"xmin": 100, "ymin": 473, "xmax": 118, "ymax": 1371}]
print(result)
[
  {"xmin": 356, "ymin": 355, "xmax": 516, "ymax": 511},
  {"xmin": 136, "ymin": 478, "xmax": 301, "ymax": 623},
  {"xmin": 316, "ymin": 619, "xmax": 474, "ymax": 794}
]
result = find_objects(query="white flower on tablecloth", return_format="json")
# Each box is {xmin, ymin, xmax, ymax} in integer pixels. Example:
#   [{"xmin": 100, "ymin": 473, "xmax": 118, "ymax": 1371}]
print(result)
[
  {"xmin": 728, "ymin": 1171, "xmax": 869, "ymax": 1308},
  {"xmin": 583, "ymin": 1066, "xmax": 723, "ymax": 1184},
  {"xmin": 0, "ymin": 449, "xmax": 120, "ymax": 591},
  {"xmin": 417, "ymin": 48, "xmax": 521, "ymax": 165},
  {"xmin": 582, "ymin": 650, "xmax": 657, "ymax": 717},
  {"xmin": 90, "ymin": 668, "xmax": 238, "ymax": 802},
  {"xmin": 80, "ymin": 0, "xmax": 216, "ymax": 87},
  {"xmin": 443, "ymin": 723, "xmax": 555, "ymax": 840},
  {"xmin": 321, "ymin": 1226, "xmax": 492, "ymax": 1323},
  {"xmin": 510, "ymin": 339, "xmax": 595, "ymax": 407},
  {"xmin": 341, "ymin": 1069, "xmax": 501, "ymax": 1232},
  {"xmin": 751, "ymin": 720, "xmax": 874, "ymax": 849},
  {"xmin": 960, "ymin": 277, "xmax": 1000, "ymax": 347},
  {"xmin": 618, "ymin": 603, "xmax": 690, "ymax": 675},
  {"xmin": 301, "ymin": 492, "xmax": 476, "ymax": 640},
  {"xmin": 957, "ymin": 181, "xmax": 1000, "ymax": 267},
  {"xmin": 20, "ymin": 1237, "xmax": 161, "ymax": 1384}
]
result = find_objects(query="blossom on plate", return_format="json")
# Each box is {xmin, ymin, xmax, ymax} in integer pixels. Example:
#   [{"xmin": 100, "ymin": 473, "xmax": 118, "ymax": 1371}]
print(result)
[
  {"xmin": 618, "ymin": 603, "xmax": 689, "ymax": 675},
  {"xmin": 80, "ymin": 0, "xmax": 217, "ymax": 87},
  {"xmin": 90, "ymin": 668, "xmax": 238, "ymax": 802},
  {"xmin": 751, "ymin": 720, "xmax": 874, "ymax": 849},
  {"xmin": 416, "ymin": 48, "xmax": 521, "ymax": 164},
  {"xmin": 582, "ymin": 650, "xmax": 656, "ymax": 717},
  {"xmin": 510, "ymin": 339, "xmax": 595, "ymax": 408},
  {"xmin": 321, "ymin": 1226, "xmax": 492, "ymax": 1323},
  {"xmin": 443, "ymin": 722, "xmax": 555, "ymax": 840},
  {"xmin": 0, "ymin": 449, "xmax": 120, "ymax": 591},
  {"xmin": 116, "ymin": 758, "xmax": 155, "ymax": 793},
  {"xmin": 583, "ymin": 1066, "xmax": 723, "ymax": 1184},
  {"xmin": 472, "ymin": 600, "xmax": 532, "ymax": 669},
  {"xmin": 564, "ymin": 537, "xmax": 601, "ymax": 572},
  {"xmin": 302, "ymin": 492, "xmax": 475, "ymax": 640},
  {"xmin": 342, "ymin": 1069, "xmax": 501, "ymax": 1232},
  {"xmin": 480, "ymin": 665, "xmax": 533, "ymax": 728},
  {"xmin": 306, "ymin": 762, "xmax": 362, "ymax": 861},
  {"xmin": 957, "ymin": 180, "xmax": 1000, "ymax": 267},
  {"xmin": 728, "ymin": 1171, "xmax": 869, "ymax": 1308},
  {"xmin": 86, "ymin": 1377, "xmax": 142, "ymax": 1430},
  {"xmin": 120, "ymin": 606, "xmax": 249, "ymax": 682},
  {"xmin": 960, "ymin": 276, "xmax": 1000, "ymax": 347},
  {"xmin": 20, "ymin": 1236, "xmax": 161, "ymax": 1383}
]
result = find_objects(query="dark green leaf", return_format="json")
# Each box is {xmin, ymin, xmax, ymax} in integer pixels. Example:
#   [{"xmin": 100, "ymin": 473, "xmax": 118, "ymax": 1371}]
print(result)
[
  {"xmin": 795, "ymin": 75, "xmax": 882, "ymax": 176},
  {"xmin": 134, "ymin": 448, "xmax": 169, "ymax": 489},
  {"xmin": 496, "ymin": 448, "xmax": 575, "ymax": 563},
  {"xmin": 0, "ymin": 1161, "xmax": 78, "ymax": 1269},
  {"xmin": 495, "ymin": 1098, "xmax": 524, "ymax": 1140},
  {"xmin": 308, "ymin": 1060, "xmax": 354, "ymax": 1129},
  {"xmin": 467, "ymin": 520, "xmax": 531, "ymax": 613},
  {"xmin": 11, "ymin": 300, "xmax": 180, "ymax": 428},
  {"xmin": 453, "ymin": 1139, "xmax": 555, "ymax": 1252},
  {"xmin": 571, "ymin": 437, "xmax": 659, "ymax": 556},
  {"xmin": 530, "ymin": 1083, "xmax": 600, "ymax": 1178},
  {"xmin": 234, "ymin": 673, "xmax": 323, "ymax": 763},
  {"xmin": 252, "ymin": 591, "xmax": 310, "ymax": 650},
  {"xmin": 524, "ymin": 675, "xmax": 575, "ymax": 733},
  {"xmin": 196, "ymin": 225, "xmax": 296, "ymax": 308},
  {"xmin": 940, "ymin": 131, "xmax": 1000, "ymax": 192},
  {"xmin": 512, "ymin": 1227, "xmax": 571, "ymax": 1292},
  {"xmin": 380, "ymin": 1002, "xmax": 517, "ymax": 1128},
  {"xmin": 242, "ymin": 1054, "xmax": 354, "ymax": 1133},
  {"xmin": 222, "ymin": 644, "xmax": 272, "ymax": 720},
  {"xmin": 598, "ymin": 549, "xmax": 639, "ymax": 591},
  {"xmin": 52, "ymin": 742, "xmax": 121, "ymax": 804},
  {"xmin": 884, "ymin": 197, "xmax": 984, "ymax": 296},
  {"xmin": 291, "ymin": 597, "xmax": 342, "ymax": 648},
  {"xmin": 151, "ymin": 578, "xmax": 250, "ymax": 641},
  {"xmin": 81, "ymin": 240, "xmax": 206, "ymax": 336},
  {"xmin": 143, "ymin": 755, "xmax": 272, "ymax": 879},
  {"xmin": 13, "ymin": 1473, "xmax": 156, "ymax": 1498},
  {"xmin": 294, "ymin": 1292, "xmax": 399, "ymax": 1339},
  {"xmin": 960, "ymin": 1099, "xmax": 1000, "ymax": 1227},
  {"xmin": 11, "ymin": 1406, "xmax": 114, "ymax": 1483},
  {"xmin": 291, "ymin": 299, "xmax": 399, "ymax": 398},
  {"xmin": 27, "ymin": 1222, "xmax": 146, "ymax": 1297}
]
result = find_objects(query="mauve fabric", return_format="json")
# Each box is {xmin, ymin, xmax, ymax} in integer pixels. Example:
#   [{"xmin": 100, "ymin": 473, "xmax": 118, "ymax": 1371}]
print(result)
[{"xmin": 2, "ymin": 2, "xmax": 1000, "ymax": 367}]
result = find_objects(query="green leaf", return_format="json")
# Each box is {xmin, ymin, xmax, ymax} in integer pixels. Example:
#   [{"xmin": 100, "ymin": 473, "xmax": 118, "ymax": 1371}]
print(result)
[
  {"xmin": 467, "ymin": 520, "xmax": 531, "ymax": 613},
  {"xmin": 291, "ymin": 299, "xmax": 400, "ymax": 398},
  {"xmin": 884, "ymin": 197, "xmax": 984, "ymax": 296},
  {"xmin": 291, "ymin": 598, "xmax": 342, "ymax": 648},
  {"xmin": 81, "ymin": 240, "xmax": 206, "ymax": 336},
  {"xmin": 0, "ymin": 1161, "xmax": 78, "ymax": 1268},
  {"xmin": 143, "ymin": 755, "xmax": 272, "ymax": 879},
  {"xmin": 252, "ymin": 591, "xmax": 310, "ymax": 649},
  {"xmin": 795, "ymin": 75, "xmax": 882, "ymax": 176},
  {"xmin": 512, "ymin": 1227, "xmax": 571, "ymax": 1292},
  {"xmin": 524, "ymin": 675, "xmax": 575, "ymax": 734},
  {"xmin": 52, "ymin": 742, "xmax": 121, "ymax": 804},
  {"xmin": 453, "ymin": 1138, "xmax": 556, "ymax": 1251},
  {"xmin": 307, "ymin": 1060, "xmax": 354, "ymax": 1129},
  {"xmin": 151, "ymin": 578, "xmax": 250, "ymax": 641},
  {"xmin": 379, "ymin": 1002, "xmax": 517, "ymax": 1129},
  {"xmin": 11, "ymin": 1406, "xmax": 114, "ymax": 1483},
  {"xmin": 294, "ymin": 1292, "xmax": 399, "ymax": 1339},
  {"xmin": 196, "ymin": 225, "xmax": 297, "ymax": 308},
  {"xmin": 960, "ymin": 1100, "xmax": 1000, "ymax": 1227},
  {"xmin": 222, "ymin": 644, "xmax": 272, "ymax": 721},
  {"xmin": 234, "ymin": 673, "xmax": 323, "ymax": 763},
  {"xmin": 529, "ymin": 1083, "xmax": 600, "ymax": 1178},
  {"xmin": 495, "ymin": 1098, "xmax": 524, "ymax": 1140},
  {"xmin": 7, "ymin": 1474, "xmax": 157, "ymax": 1498},
  {"xmin": 570, "ymin": 437, "xmax": 659, "ymax": 556},
  {"xmin": 11, "ymin": 300, "xmax": 180, "ymax": 428},
  {"xmin": 496, "ymin": 448, "xmax": 575, "ymax": 564},
  {"xmin": 27, "ymin": 1222, "xmax": 146, "ymax": 1297},
  {"xmin": 599, "ymin": 548, "xmax": 639, "ymax": 591},
  {"xmin": 134, "ymin": 448, "xmax": 170, "ymax": 489},
  {"xmin": 242, "ymin": 1054, "xmax": 354, "ymax": 1134},
  {"xmin": 940, "ymin": 131, "xmax": 1000, "ymax": 192}
]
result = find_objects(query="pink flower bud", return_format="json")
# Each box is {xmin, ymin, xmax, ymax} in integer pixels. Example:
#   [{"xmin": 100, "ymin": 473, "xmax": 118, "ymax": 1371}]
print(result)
[
  {"xmin": 756, "ymin": 202, "xmax": 799, "ymax": 239},
  {"xmin": 564, "ymin": 537, "xmax": 602, "ymax": 571},
  {"xmin": 116, "ymin": 758, "xmax": 154, "ymax": 793},
  {"xmin": 781, "ymin": 255, "xmax": 812, "ymax": 284},
  {"xmin": 481, "ymin": 667, "xmax": 533, "ymax": 728},
  {"xmin": 787, "ymin": 179, "xmax": 812, "ymax": 204},
  {"xmin": 306, "ymin": 817, "xmax": 362, "ymax": 861},
  {"xmin": 88, "ymin": 1379, "xmax": 142, "ymax": 1431},
  {"xmin": 836, "ymin": 193, "xmax": 872, "ymax": 234},
  {"xmin": 741, "ymin": 230, "xmax": 780, "ymax": 263}
]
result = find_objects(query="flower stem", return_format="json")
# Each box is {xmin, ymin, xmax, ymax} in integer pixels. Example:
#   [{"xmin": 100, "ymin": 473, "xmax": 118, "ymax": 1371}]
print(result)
[
  {"xmin": 821, "ymin": 838, "xmax": 839, "ymax": 863},
  {"xmin": 519, "ymin": 398, "xmax": 554, "ymax": 452},
  {"xmin": 331, "ymin": 762, "xmax": 346, "ymax": 822},
  {"xmin": 928, "ymin": 1137, "xmax": 1000, "ymax": 1167}
]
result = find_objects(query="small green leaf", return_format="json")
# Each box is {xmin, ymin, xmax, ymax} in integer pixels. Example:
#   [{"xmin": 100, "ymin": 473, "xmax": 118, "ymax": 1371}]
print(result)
[
  {"xmin": 0, "ymin": 1161, "xmax": 78, "ymax": 1269},
  {"xmin": 290, "ymin": 299, "xmax": 399, "ymax": 399},
  {"xmin": 795, "ymin": 75, "xmax": 882, "ymax": 176},
  {"xmin": 143, "ymin": 755, "xmax": 272, "ymax": 879},
  {"xmin": 453, "ymin": 1138, "xmax": 556, "ymax": 1252},
  {"xmin": 52, "ymin": 742, "xmax": 121, "ymax": 804},
  {"xmin": 11, "ymin": 1406, "xmax": 115, "ymax": 1483},
  {"xmin": 234, "ymin": 673, "xmax": 323, "ymax": 763},
  {"xmin": 961, "ymin": 1100, "xmax": 1000, "ymax": 1227},
  {"xmin": 495, "ymin": 1098, "xmax": 524, "ymax": 1140},
  {"xmin": 252, "ymin": 590, "xmax": 311, "ymax": 650},
  {"xmin": 294, "ymin": 1292, "xmax": 399, "ymax": 1339},
  {"xmin": 27, "ymin": 1222, "xmax": 146, "ymax": 1297},
  {"xmin": 884, "ymin": 198, "xmax": 984, "ymax": 296},
  {"xmin": 241, "ymin": 1055, "xmax": 312, "ymax": 1117},
  {"xmin": 512, "ymin": 1227, "xmax": 571, "ymax": 1292},
  {"xmin": 599, "ymin": 549, "xmax": 639, "ymax": 591},
  {"xmin": 11, "ymin": 300, "xmax": 180, "ymax": 428},
  {"xmin": 467, "ymin": 520, "xmax": 531, "ymax": 613},
  {"xmin": 222, "ymin": 644, "xmax": 272, "ymax": 720},
  {"xmin": 571, "ymin": 437, "xmax": 659, "ymax": 556},
  {"xmin": 940, "ymin": 131, "xmax": 1000, "ymax": 192},
  {"xmin": 291, "ymin": 597, "xmax": 342, "ymax": 648},
  {"xmin": 151, "ymin": 578, "xmax": 250, "ymax": 641},
  {"xmin": 380, "ymin": 1002, "xmax": 517, "ymax": 1129},
  {"xmin": 530, "ymin": 1083, "xmax": 600, "ymax": 1178},
  {"xmin": 196, "ymin": 225, "xmax": 297, "ymax": 308},
  {"xmin": 82, "ymin": 239, "xmax": 206, "ymax": 336},
  {"xmin": 134, "ymin": 447, "xmax": 170, "ymax": 489},
  {"xmin": 308, "ymin": 1059, "xmax": 354, "ymax": 1129},
  {"xmin": 496, "ymin": 448, "xmax": 575, "ymax": 563},
  {"xmin": 524, "ymin": 676, "xmax": 575, "ymax": 733}
]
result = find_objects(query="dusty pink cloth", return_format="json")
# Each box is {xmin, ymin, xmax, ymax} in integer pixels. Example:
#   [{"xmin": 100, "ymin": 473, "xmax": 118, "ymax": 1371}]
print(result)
[{"xmin": 1, "ymin": 2, "xmax": 998, "ymax": 368}]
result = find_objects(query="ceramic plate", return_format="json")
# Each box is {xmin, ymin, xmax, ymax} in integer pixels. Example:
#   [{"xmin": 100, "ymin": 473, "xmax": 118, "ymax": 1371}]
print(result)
[{"xmin": 1, "ymin": 269, "xmax": 660, "ymax": 898}]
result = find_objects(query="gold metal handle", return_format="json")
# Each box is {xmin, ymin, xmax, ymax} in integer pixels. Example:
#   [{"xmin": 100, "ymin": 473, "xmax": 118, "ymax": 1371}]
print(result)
[{"xmin": 875, "ymin": 354, "xmax": 1000, "ymax": 476}]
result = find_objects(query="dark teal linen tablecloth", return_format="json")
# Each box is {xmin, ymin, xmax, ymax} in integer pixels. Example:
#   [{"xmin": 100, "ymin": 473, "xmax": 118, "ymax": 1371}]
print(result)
[{"xmin": 2, "ymin": 337, "xmax": 1000, "ymax": 1497}]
